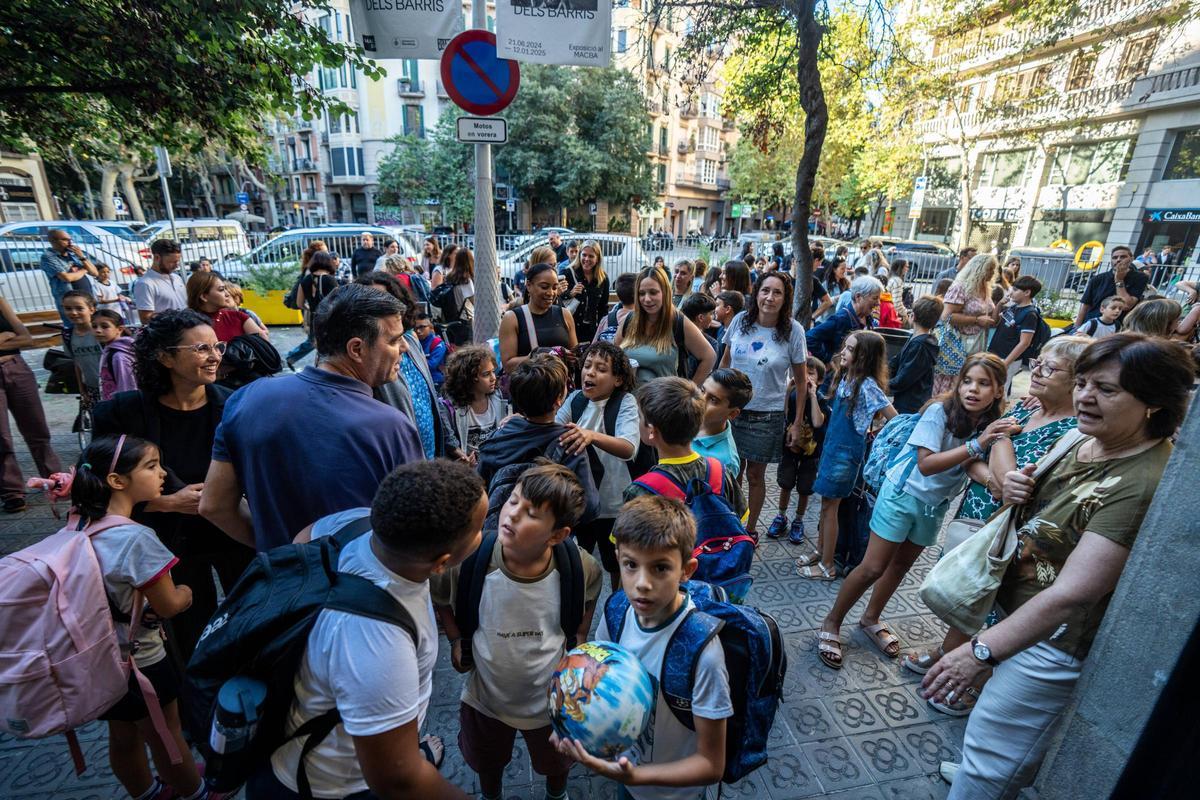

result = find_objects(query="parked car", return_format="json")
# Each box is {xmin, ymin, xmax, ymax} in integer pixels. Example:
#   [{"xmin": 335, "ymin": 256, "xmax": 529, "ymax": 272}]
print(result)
[
  {"xmin": 218, "ymin": 225, "xmax": 402, "ymax": 280},
  {"xmin": 0, "ymin": 239, "xmax": 140, "ymax": 313},
  {"xmin": 499, "ymin": 233, "xmax": 648, "ymax": 278},
  {"xmin": 140, "ymin": 218, "xmax": 251, "ymax": 265},
  {"xmin": 0, "ymin": 219, "xmax": 151, "ymax": 269},
  {"xmin": 862, "ymin": 236, "xmax": 955, "ymax": 257},
  {"xmin": 643, "ymin": 231, "xmax": 675, "ymax": 251}
]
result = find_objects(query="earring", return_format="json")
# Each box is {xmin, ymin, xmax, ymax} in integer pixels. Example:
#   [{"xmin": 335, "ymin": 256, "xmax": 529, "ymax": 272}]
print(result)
[{"xmin": 1146, "ymin": 408, "xmax": 1154, "ymax": 420}]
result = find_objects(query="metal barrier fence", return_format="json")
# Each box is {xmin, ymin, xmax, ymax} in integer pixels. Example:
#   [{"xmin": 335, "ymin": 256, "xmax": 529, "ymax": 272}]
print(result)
[{"xmin": 6, "ymin": 226, "xmax": 1197, "ymax": 316}]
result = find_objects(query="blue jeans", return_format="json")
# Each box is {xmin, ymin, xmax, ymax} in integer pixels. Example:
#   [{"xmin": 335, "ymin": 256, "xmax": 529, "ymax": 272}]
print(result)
[{"xmin": 286, "ymin": 332, "xmax": 315, "ymax": 366}]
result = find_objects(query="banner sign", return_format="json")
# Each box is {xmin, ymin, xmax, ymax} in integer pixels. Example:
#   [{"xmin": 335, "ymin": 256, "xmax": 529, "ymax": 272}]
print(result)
[
  {"xmin": 348, "ymin": 0, "xmax": 463, "ymax": 60},
  {"xmin": 495, "ymin": 1, "xmax": 611, "ymax": 66}
]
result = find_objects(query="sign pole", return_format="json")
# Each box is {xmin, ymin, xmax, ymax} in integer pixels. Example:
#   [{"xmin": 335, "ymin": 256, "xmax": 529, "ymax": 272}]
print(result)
[
  {"xmin": 155, "ymin": 146, "xmax": 176, "ymax": 240},
  {"xmin": 470, "ymin": 3, "xmax": 501, "ymax": 344}
]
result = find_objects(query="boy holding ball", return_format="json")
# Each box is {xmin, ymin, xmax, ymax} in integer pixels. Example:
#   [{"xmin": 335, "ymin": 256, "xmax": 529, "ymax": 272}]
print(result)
[{"xmin": 554, "ymin": 495, "xmax": 732, "ymax": 798}]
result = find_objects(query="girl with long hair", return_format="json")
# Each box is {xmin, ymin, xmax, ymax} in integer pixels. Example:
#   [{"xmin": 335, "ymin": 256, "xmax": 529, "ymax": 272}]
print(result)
[
  {"xmin": 615, "ymin": 265, "xmax": 715, "ymax": 384},
  {"xmin": 933, "ymin": 253, "xmax": 999, "ymax": 395},
  {"xmin": 816, "ymin": 352, "xmax": 1016, "ymax": 670}
]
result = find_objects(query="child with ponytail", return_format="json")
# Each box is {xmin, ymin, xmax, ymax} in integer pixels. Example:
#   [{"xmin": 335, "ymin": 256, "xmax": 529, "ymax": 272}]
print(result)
[{"xmin": 72, "ymin": 435, "xmax": 216, "ymax": 800}]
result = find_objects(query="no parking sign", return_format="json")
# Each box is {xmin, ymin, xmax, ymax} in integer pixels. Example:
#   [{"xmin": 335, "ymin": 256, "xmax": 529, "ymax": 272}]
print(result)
[{"xmin": 439, "ymin": 30, "xmax": 520, "ymax": 117}]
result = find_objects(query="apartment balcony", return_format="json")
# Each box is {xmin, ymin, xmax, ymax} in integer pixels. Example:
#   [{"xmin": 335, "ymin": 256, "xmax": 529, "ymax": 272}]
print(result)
[
  {"xmin": 928, "ymin": 0, "xmax": 1177, "ymax": 74},
  {"xmin": 1137, "ymin": 63, "xmax": 1200, "ymax": 102},
  {"xmin": 293, "ymin": 158, "xmax": 318, "ymax": 172},
  {"xmin": 680, "ymin": 102, "xmax": 698, "ymax": 119},
  {"xmin": 397, "ymin": 77, "xmax": 424, "ymax": 98},
  {"xmin": 677, "ymin": 140, "xmax": 694, "ymax": 154},
  {"xmin": 722, "ymin": 118, "xmax": 736, "ymax": 131},
  {"xmin": 294, "ymin": 116, "xmax": 313, "ymax": 132},
  {"xmin": 717, "ymin": 178, "xmax": 731, "ymax": 191},
  {"xmin": 674, "ymin": 169, "xmax": 719, "ymax": 190},
  {"xmin": 266, "ymin": 157, "xmax": 283, "ymax": 173},
  {"xmin": 915, "ymin": 79, "xmax": 1137, "ymax": 136},
  {"xmin": 327, "ymin": 173, "xmax": 367, "ymax": 186}
]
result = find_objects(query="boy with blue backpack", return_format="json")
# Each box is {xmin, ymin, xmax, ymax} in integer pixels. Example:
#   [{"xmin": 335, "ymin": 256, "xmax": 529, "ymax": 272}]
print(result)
[
  {"xmin": 554, "ymin": 494, "xmax": 786, "ymax": 798},
  {"xmin": 623, "ymin": 377, "xmax": 754, "ymax": 600}
]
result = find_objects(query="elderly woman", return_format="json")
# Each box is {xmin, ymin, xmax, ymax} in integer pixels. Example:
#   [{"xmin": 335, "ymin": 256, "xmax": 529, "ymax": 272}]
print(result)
[
  {"xmin": 933, "ymin": 254, "xmax": 998, "ymax": 396},
  {"xmin": 93, "ymin": 309, "xmax": 253, "ymax": 665},
  {"xmin": 186, "ymin": 272, "xmax": 268, "ymax": 343},
  {"xmin": 903, "ymin": 335, "xmax": 1091, "ymax": 713},
  {"xmin": 806, "ymin": 275, "xmax": 882, "ymax": 364},
  {"xmin": 923, "ymin": 333, "xmax": 1193, "ymax": 799},
  {"xmin": 721, "ymin": 272, "xmax": 810, "ymax": 536}
]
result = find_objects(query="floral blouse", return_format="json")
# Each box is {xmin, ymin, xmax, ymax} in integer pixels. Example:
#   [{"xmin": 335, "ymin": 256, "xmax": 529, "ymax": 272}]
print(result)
[{"xmin": 944, "ymin": 281, "xmax": 995, "ymax": 337}]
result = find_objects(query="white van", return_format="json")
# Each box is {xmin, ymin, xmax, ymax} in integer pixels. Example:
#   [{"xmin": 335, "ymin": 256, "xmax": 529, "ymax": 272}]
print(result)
[{"xmin": 140, "ymin": 219, "xmax": 251, "ymax": 265}]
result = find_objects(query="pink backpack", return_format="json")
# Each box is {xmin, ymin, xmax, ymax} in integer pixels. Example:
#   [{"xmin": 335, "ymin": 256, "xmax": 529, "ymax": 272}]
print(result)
[{"xmin": 0, "ymin": 514, "xmax": 181, "ymax": 772}]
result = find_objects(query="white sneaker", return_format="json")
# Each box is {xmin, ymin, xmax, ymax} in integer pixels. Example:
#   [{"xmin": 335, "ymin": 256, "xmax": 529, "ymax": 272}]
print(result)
[{"xmin": 939, "ymin": 760, "xmax": 960, "ymax": 785}]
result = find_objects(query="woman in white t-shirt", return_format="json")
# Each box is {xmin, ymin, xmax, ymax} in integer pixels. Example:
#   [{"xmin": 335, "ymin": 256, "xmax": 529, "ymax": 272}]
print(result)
[{"xmin": 719, "ymin": 272, "xmax": 809, "ymax": 536}]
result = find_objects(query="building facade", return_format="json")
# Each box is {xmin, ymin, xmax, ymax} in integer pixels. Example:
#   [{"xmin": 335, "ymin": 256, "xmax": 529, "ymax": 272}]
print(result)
[
  {"xmin": 896, "ymin": 0, "xmax": 1200, "ymax": 267},
  {"xmin": 266, "ymin": 1, "xmax": 739, "ymax": 235},
  {"xmin": 0, "ymin": 152, "xmax": 56, "ymax": 223}
]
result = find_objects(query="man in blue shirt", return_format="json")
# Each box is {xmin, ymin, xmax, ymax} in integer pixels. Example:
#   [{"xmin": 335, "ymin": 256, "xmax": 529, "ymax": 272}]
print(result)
[
  {"xmin": 40, "ymin": 228, "xmax": 98, "ymax": 330},
  {"xmin": 200, "ymin": 284, "xmax": 425, "ymax": 551}
]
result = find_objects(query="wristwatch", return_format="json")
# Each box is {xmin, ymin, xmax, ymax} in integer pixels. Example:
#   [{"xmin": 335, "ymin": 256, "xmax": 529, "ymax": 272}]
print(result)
[{"xmin": 971, "ymin": 636, "xmax": 1000, "ymax": 666}]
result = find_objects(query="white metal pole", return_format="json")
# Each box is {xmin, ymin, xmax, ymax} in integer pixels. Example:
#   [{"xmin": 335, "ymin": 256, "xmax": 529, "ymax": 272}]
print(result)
[{"xmin": 471, "ymin": 0, "xmax": 501, "ymax": 343}]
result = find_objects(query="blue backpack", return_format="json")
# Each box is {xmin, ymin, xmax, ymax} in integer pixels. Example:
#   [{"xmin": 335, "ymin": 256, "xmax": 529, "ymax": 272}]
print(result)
[
  {"xmin": 862, "ymin": 412, "xmax": 921, "ymax": 494},
  {"xmin": 632, "ymin": 457, "xmax": 755, "ymax": 603},
  {"xmin": 605, "ymin": 581, "xmax": 787, "ymax": 784}
]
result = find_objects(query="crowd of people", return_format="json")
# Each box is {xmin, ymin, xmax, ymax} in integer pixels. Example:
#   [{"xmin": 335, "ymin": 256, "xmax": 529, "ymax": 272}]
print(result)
[{"xmin": 1, "ymin": 229, "xmax": 1196, "ymax": 800}]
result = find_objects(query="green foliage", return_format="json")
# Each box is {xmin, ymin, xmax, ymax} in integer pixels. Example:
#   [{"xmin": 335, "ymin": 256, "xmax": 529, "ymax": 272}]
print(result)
[
  {"xmin": 0, "ymin": 0, "xmax": 384, "ymax": 156},
  {"xmin": 698, "ymin": 242, "xmax": 713, "ymax": 267},
  {"xmin": 376, "ymin": 115, "xmax": 474, "ymax": 226},
  {"xmin": 497, "ymin": 65, "xmax": 656, "ymax": 211},
  {"xmin": 607, "ymin": 215, "xmax": 630, "ymax": 232},
  {"xmin": 1036, "ymin": 290, "xmax": 1078, "ymax": 321},
  {"xmin": 241, "ymin": 261, "xmax": 300, "ymax": 294}
]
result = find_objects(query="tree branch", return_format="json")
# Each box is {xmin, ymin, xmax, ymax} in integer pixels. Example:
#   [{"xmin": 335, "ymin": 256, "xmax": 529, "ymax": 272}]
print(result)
[{"xmin": 0, "ymin": 81, "xmax": 147, "ymax": 97}]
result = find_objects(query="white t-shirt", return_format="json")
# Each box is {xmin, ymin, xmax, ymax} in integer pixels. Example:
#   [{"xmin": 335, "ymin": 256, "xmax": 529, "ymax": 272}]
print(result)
[
  {"xmin": 723, "ymin": 311, "xmax": 808, "ymax": 412},
  {"xmin": 555, "ymin": 391, "xmax": 641, "ymax": 517},
  {"xmin": 430, "ymin": 538, "xmax": 602, "ymax": 729},
  {"xmin": 270, "ymin": 531, "xmax": 437, "ymax": 798},
  {"xmin": 89, "ymin": 521, "xmax": 178, "ymax": 668},
  {"xmin": 887, "ymin": 402, "xmax": 970, "ymax": 506},
  {"xmin": 604, "ymin": 596, "xmax": 733, "ymax": 800},
  {"xmin": 89, "ymin": 277, "xmax": 123, "ymax": 312},
  {"xmin": 132, "ymin": 268, "xmax": 187, "ymax": 313}
]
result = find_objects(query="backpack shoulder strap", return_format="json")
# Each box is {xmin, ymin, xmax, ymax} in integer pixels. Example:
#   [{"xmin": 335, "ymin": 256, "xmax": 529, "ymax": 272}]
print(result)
[
  {"xmin": 552, "ymin": 538, "xmax": 585, "ymax": 649},
  {"xmin": 325, "ymin": 573, "xmax": 419, "ymax": 646},
  {"xmin": 604, "ymin": 589, "xmax": 632, "ymax": 642},
  {"xmin": 454, "ymin": 532, "xmax": 497, "ymax": 649},
  {"xmin": 673, "ymin": 313, "xmax": 687, "ymax": 377},
  {"xmin": 569, "ymin": 390, "xmax": 588, "ymax": 423},
  {"xmin": 661, "ymin": 608, "xmax": 724, "ymax": 731},
  {"xmin": 330, "ymin": 513, "xmax": 374, "ymax": 548},
  {"xmin": 602, "ymin": 390, "xmax": 624, "ymax": 437},
  {"xmin": 521, "ymin": 303, "xmax": 539, "ymax": 350},
  {"xmin": 632, "ymin": 466, "xmax": 688, "ymax": 501},
  {"xmin": 703, "ymin": 457, "xmax": 724, "ymax": 495}
]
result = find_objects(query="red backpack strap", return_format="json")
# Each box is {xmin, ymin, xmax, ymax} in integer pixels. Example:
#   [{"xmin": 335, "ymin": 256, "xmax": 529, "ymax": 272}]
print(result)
[
  {"xmin": 632, "ymin": 467, "xmax": 688, "ymax": 501},
  {"xmin": 703, "ymin": 457, "xmax": 724, "ymax": 495}
]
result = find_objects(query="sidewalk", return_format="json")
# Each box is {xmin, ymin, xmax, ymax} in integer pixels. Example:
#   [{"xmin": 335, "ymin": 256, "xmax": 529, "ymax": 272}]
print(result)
[{"xmin": 0, "ymin": 330, "xmax": 959, "ymax": 799}]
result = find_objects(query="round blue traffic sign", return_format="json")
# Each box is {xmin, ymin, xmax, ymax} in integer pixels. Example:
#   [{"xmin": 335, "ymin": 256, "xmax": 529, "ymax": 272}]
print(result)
[{"xmin": 439, "ymin": 30, "xmax": 520, "ymax": 117}]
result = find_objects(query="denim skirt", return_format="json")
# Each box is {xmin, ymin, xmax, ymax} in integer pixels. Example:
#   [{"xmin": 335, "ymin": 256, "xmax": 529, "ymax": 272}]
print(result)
[{"xmin": 731, "ymin": 410, "xmax": 786, "ymax": 464}]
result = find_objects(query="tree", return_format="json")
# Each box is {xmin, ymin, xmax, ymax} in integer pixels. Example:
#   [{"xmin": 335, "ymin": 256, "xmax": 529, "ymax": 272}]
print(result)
[
  {"xmin": 0, "ymin": 0, "xmax": 383, "ymax": 157},
  {"xmin": 727, "ymin": 127, "xmax": 800, "ymax": 215},
  {"xmin": 497, "ymin": 65, "xmax": 656, "ymax": 216},
  {"xmin": 376, "ymin": 115, "xmax": 474, "ymax": 227}
]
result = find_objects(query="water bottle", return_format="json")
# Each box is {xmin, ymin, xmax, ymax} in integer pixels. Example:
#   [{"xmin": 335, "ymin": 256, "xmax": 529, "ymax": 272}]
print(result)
[{"xmin": 206, "ymin": 676, "xmax": 267, "ymax": 790}]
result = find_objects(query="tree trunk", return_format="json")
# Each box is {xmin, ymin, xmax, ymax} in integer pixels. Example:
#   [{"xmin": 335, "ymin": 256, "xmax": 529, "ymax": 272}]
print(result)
[
  {"xmin": 198, "ymin": 168, "xmax": 218, "ymax": 217},
  {"xmin": 956, "ymin": 143, "xmax": 972, "ymax": 250},
  {"xmin": 790, "ymin": 1, "xmax": 827, "ymax": 325},
  {"xmin": 65, "ymin": 147, "xmax": 97, "ymax": 219},
  {"xmin": 118, "ymin": 167, "xmax": 146, "ymax": 222},
  {"xmin": 236, "ymin": 159, "xmax": 279, "ymax": 227},
  {"xmin": 99, "ymin": 168, "xmax": 118, "ymax": 218}
]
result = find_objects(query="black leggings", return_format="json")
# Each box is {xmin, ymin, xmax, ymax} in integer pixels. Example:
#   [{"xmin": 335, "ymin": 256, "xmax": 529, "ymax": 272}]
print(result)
[
  {"xmin": 163, "ymin": 545, "xmax": 254, "ymax": 668},
  {"xmin": 572, "ymin": 516, "xmax": 618, "ymax": 574}
]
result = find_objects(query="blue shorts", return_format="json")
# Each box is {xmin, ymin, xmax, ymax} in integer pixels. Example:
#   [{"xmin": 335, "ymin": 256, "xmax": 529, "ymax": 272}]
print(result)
[{"xmin": 869, "ymin": 477, "xmax": 948, "ymax": 547}]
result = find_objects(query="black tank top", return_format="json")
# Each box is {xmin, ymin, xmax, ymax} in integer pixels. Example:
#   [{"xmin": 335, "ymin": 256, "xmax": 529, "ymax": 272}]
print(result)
[
  {"xmin": 515, "ymin": 304, "xmax": 571, "ymax": 355},
  {"xmin": 0, "ymin": 312, "xmax": 19, "ymax": 357}
]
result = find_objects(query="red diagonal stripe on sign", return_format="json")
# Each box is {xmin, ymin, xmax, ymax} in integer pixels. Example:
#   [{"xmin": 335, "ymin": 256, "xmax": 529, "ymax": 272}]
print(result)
[{"xmin": 458, "ymin": 47, "xmax": 504, "ymax": 99}]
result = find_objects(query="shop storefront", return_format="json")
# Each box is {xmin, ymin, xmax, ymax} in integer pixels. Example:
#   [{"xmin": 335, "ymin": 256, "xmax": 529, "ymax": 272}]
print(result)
[
  {"xmin": 1137, "ymin": 209, "xmax": 1200, "ymax": 270},
  {"xmin": 1028, "ymin": 208, "xmax": 1114, "ymax": 251},
  {"xmin": 967, "ymin": 207, "xmax": 1021, "ymax": 254}
]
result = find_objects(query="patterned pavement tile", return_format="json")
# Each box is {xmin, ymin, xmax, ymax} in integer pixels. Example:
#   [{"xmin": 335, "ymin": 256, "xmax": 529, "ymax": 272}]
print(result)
[
  {"xmin": 845, "ymin": 729, "xmax": 928, "ymax": 783},
  {"xmin": 823, "ymin": 692, "xmax": 889, "ymax": 736},
  {"xmin": 783, "ymin": 695, "xmax": 844, "ymax": 743},
  {"xmin": 875, "ymin": 774, "xmax": 951, "ymax": 799},
  {"xmin": 756, "ymin": 748, "xmax": 825, "ymax": 799},
  {"xmin": 801, "ymin": 736, "xmax": 875, "ymax": 792},
  {"xmin": 893, "ymin": 722, "xmax": 963, "ymax": 773}
]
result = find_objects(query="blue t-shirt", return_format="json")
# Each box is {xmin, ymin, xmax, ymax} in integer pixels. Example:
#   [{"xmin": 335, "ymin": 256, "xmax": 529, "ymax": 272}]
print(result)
[{"xmin": 212, "ymin": 366, "xmax": 425, "ymax": 551}]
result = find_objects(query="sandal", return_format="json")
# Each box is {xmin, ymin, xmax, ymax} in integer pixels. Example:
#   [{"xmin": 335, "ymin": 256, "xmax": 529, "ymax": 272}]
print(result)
[
  {"xmin": 795, "ymin": 550, "xmax": 821, "ymax": 567},
  {"xmin": 817, "ymin": 631, "xmax": 843, "ymax": 670},
  {"xmin": 860, "ymin": 620, "xmax": 902, "ymax": 658},
  {"xmin": 901, "ymin": 647, "xmax": 944, "ymax": 675},
  {"xmin": 798, "ymin": 562, "xmax": 836, "ymax": 581},
  {"xmin": 928, "ymin": 686, "xmax": 980, "ymax": 717},
  {"xmin": 419, "ymin": 734, "xmax": 445, "ymax": 769}
]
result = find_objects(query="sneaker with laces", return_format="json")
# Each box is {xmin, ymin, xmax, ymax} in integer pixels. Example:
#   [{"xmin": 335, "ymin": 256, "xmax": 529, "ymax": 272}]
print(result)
[
  {"xmin": 787, "ymin": 518, "xmax": 806, "ymax": 545},
  {"xmin": 766, "ymin": 514, "xmax": 788, "ymax": 539}
]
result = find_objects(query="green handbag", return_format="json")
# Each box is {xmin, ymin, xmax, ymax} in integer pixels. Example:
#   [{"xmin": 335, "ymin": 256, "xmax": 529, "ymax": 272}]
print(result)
[{"xmin": 919, "ymin": 429, "xmax": 1086, "ymax": 635}]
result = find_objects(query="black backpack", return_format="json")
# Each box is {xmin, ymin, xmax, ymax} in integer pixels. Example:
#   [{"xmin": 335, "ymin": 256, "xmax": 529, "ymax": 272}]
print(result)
[
  {"xmin": 218, "ymin": 333, "xmax": 283, "ymax": 389},
  {"xmin": 1025, "ymin": 307, "xmax": 1053, "ymax": 362},
  {"xmin": 184, "ymin": 517, "xmax": 417, "ymax": 799},
  {"xmin": 568, "ymin": 389, "xmax": 656, "ymax": 484},
  {"xmin": 429, "ymin": 281, "xmax": 464, "ymax": 322},
  {"xmin": 453, "ymin": 531, "xmax": 584, "ymax": 671}
]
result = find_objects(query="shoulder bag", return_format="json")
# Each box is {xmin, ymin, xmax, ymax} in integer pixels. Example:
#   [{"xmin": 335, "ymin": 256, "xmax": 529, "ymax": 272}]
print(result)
[{"xmin": 919, "ymin": 429, "xmax": 1086, "ymax": 635}]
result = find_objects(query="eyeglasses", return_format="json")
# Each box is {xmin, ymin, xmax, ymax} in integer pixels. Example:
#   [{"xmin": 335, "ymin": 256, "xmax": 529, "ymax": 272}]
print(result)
[
  {"xmin": 1029, "ymin": 359, "xmax": 1067, "ymax": 377},
  {"xmin": 165, "ymin": 342, "xmax": 227, "ymax": 357}
]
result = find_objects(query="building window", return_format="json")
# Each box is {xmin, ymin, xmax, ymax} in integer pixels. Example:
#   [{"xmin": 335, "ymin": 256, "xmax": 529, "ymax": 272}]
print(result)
[
  {"xmin": 1047, "ymin": 140, "xmax": 1131, "ymax": 186},
  {"xmin": 928, "ymin": 157, "xmax": 961, "ymax": 191},
  {"xmin": 1118, "ymin": 33, "xmax": 1158, "ymax": 82},
  {"xmin": 659, "ymin": 127, "xmax": 668, "ymax": 151},
  {"xmin": 356, "ymin": 148, "xmax": 365, "ymax": 177},
  {"xmin": 977, "ymin": 149, "xmax": 1032, "ymax": 189},
  {"xmin": 656, "ymin": 164, "xmax": 667, "ymax": 192},
  {"xmin": 616, "ymin": 29, "xmax": 627, "ymax": 53},
  {"xmin": 1164, "ymin": 127, "xmax": 1200, "ymax": 181},
  {"xmin": 1066, "ymin": 52, "xmax": 1097, "ymax": 92},
  {"xmin": 403, "ymin": 105, "xmax": 425, "ymax": 138},
  {"xmin": 699, "ymin": 126, "xmax": 719, "ymax": 152},
  {"xmin": 701, "ymin": 159, "xmax": 717, "ymax": 184},
  {"xmin": 332, "ymin": 148, "xmax": 346, "ymax": 177}
]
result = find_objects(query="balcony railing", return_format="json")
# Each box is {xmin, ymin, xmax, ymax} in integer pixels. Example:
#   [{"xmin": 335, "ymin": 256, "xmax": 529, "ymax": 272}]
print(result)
[
  {"xmin": 680, "ymin": 102, "xmax": 698, "ymax": 119},
  {"xmin": 658, "ymin": 143, "xmax": 670, "ymax": 156},
  {"xmin": 293, "ymin": 157, "xmax": 317, "ymax": 172},
  {"xmin": 397, "ymin": 78, "xmax": 423, "ymax": 97},
  {"xmin": 928, "ymin": 0, "xmax": 1175, "ymax": 73},
  {"xmin": 1140, "ymin": 64, "xmax": 1200, "ymax": 99},
  {"xmin": 916, "ymin": 79, "xmax": 1137, "ymax": 136},
  {"xmin": 675, "ymin": 170, "xmax": 719, "ymax": 189}
]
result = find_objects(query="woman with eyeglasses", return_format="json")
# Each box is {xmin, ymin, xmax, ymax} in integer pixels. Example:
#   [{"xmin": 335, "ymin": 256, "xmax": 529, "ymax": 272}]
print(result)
[
  {"xmin": 93, "ymin": 309, "xmax": 253, "ymax": 669},
  {"xmin": 185, "ymin": 271, "xmax": 267, "ymax": 343},
  {"xmin": 903, "ymin": 335, "xmax": 1090, "ymax": 716}
]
